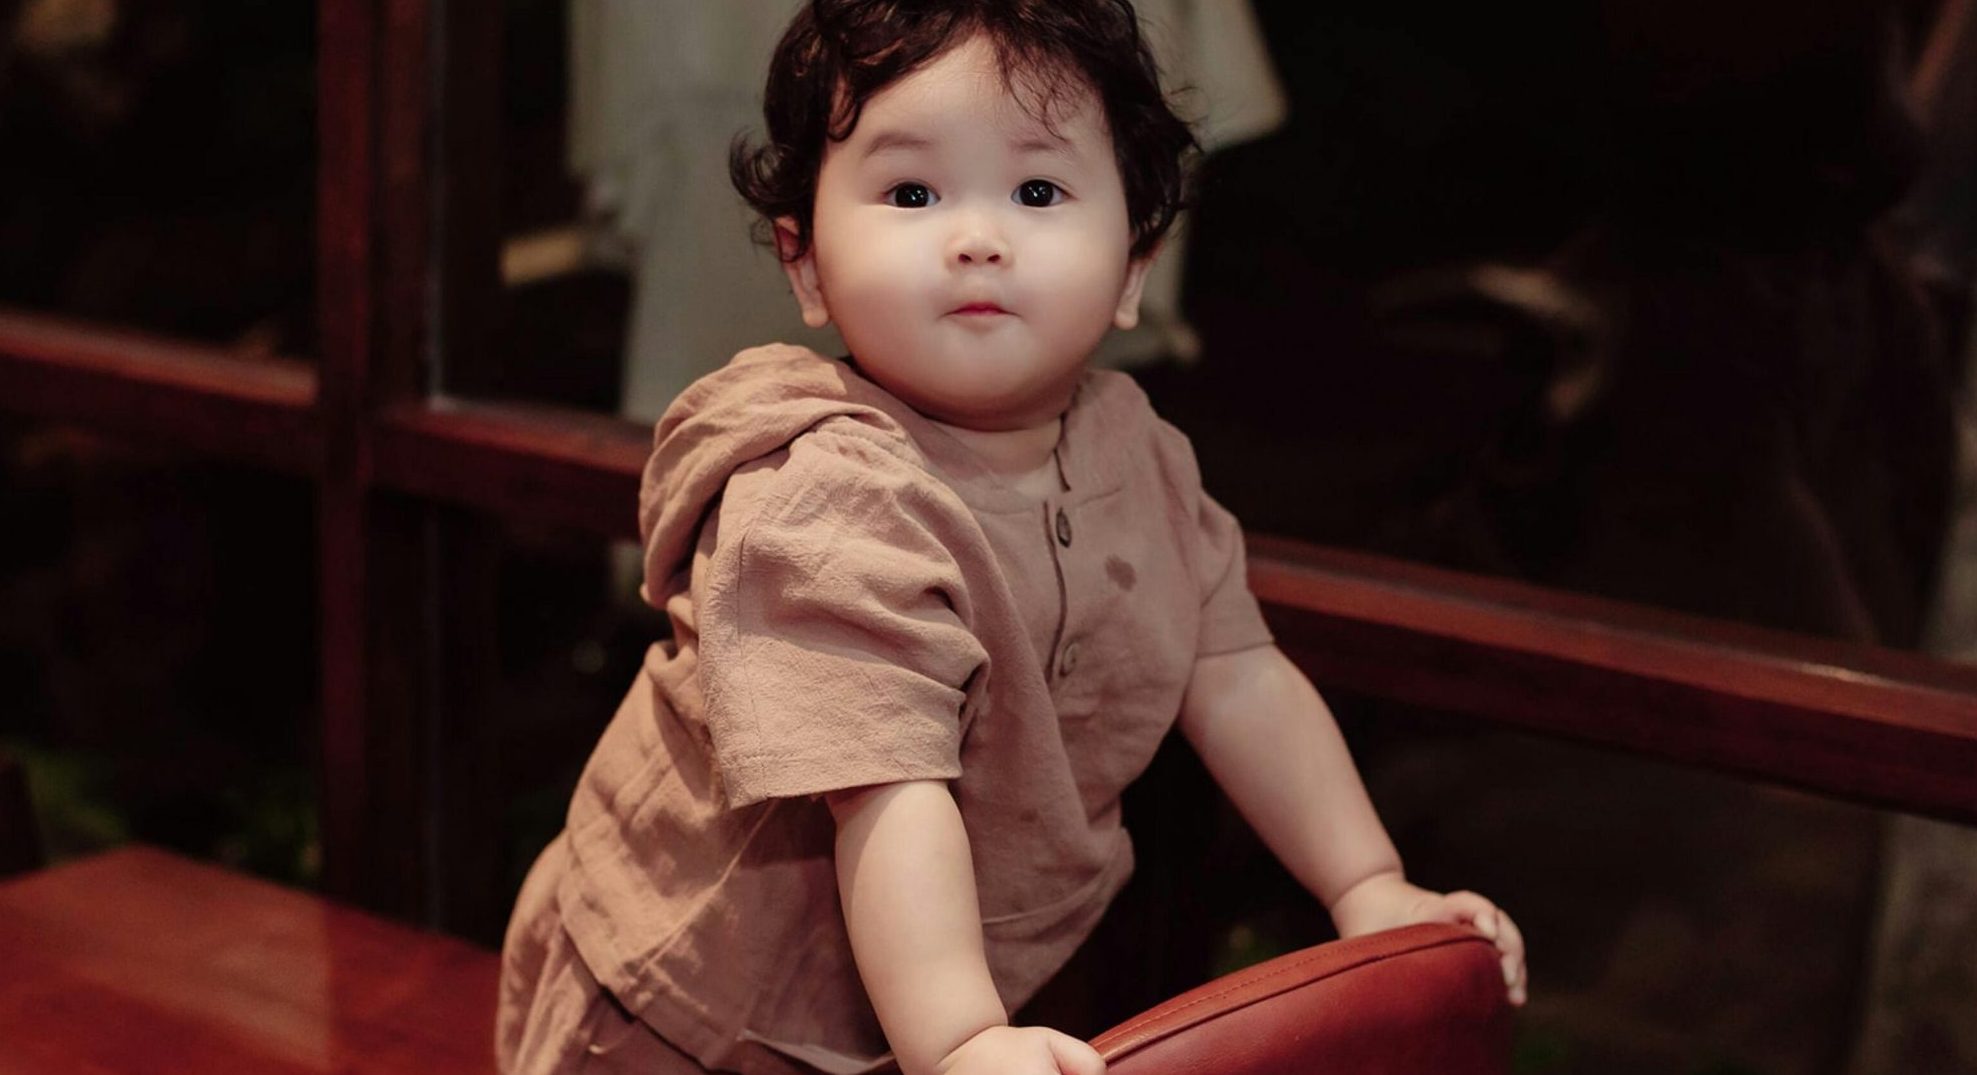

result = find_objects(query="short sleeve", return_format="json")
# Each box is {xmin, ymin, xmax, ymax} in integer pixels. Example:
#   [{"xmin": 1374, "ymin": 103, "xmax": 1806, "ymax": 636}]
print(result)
[
  {"xmin": 1193, "ymin": 489, "xmax": 1275, "ymax": 659},
  {"xmin": 698, "ymin": 429, "xmax": 988, "ymax": 808}
]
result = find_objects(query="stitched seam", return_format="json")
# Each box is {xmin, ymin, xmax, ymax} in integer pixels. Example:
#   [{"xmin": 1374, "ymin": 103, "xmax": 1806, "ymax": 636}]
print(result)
[{"xmin": 1097, "ymin": 934, "xmax": 1475, "ymax": 1056}]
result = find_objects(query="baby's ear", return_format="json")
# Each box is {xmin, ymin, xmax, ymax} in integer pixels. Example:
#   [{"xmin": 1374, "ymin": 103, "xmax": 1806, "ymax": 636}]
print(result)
[
  {"xmin": 1113, "ymin": 246, "xmax": 1159, "ymax": 331},
  {"xmin": 775, "ymin": 217, "xmax": 832, "ymax": 329}
]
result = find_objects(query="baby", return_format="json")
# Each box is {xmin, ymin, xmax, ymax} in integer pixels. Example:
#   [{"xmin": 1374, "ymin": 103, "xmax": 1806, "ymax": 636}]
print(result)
[{"xmin": 498, "ymin": 2, "xmax": 1526, "ymax": 1074}]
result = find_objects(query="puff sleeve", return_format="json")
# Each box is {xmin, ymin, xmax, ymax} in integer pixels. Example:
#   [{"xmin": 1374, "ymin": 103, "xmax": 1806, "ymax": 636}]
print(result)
[
  {"xmin": 1192, "ymin": 486, "xmax": 1275, "ymax": 658},
  {"xmin": 697, "ymin": 426, "xmax": 989, "ymax": 808}
]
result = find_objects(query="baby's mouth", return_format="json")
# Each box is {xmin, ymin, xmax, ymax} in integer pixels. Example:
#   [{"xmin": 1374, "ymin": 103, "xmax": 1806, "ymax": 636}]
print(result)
[{"xmin": 950, "ymin": 302, "xmax": 1010, "ymax": 316}]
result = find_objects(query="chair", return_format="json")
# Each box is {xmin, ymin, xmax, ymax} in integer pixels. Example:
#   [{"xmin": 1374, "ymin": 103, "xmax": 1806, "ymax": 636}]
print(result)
[{"xmin": 1093, "ymin": 923, "xmax": 1512, "ymax": 1074}]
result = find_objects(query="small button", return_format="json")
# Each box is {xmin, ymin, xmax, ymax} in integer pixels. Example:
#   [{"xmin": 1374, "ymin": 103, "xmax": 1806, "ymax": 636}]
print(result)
[
  {"xmin": 1055, "ymin": 508, "xmax": 1073, "ymax": 547},
  {"xmin": 1059, "ymin": 641, "xmax": 1081, "ymax": 677}
]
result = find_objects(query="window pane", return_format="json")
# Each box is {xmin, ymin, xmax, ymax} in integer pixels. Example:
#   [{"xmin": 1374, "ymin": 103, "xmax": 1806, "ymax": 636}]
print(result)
[
  {"xmin": 1160, "ymin": 1, "xmax": 1976, "ymax": 655},
  {"xmin": 446, "ymin": 0, "xmax": 832, "ymax": 415},
  {"xmin": 1335, "ymin": 708, "xmax": 1887, "ymax": 1075},
  {"xmin": 432, "ymin": 513, "xmax": 654, "ymax": 946},
  {"xmin": 0, "ymin": 417, "xmax": 318, "ymax": 883},
  {"xmin": 455, "ymin": 1, "xmax": 1977, "ymax": 657},
  {"xmin": 0, "ymin": 1, "xmax": 317, "ymax": 356},
  {"xmin": 1037, "ymin": 695, "xmax": 1917, "ymax": 1073}
]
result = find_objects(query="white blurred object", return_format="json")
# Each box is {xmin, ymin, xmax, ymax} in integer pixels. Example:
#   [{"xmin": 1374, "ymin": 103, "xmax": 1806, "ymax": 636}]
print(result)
[
  {"xmin": 568, "ymin": 0, "xmax": 823, "ymax": 425},
  {"xmin": 568, "ymin": 0, "xmax": 1286, "ymax": 421}
]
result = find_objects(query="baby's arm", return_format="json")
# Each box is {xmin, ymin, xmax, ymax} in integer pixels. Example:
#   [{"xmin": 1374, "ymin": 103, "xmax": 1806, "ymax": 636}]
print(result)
[
  {"xmin": 826, "ymin": 782, "xmax": 1107, "ymax": 1075},
  {"xmin": 1177, "ymin": 645, "xmax": 1528, "ymax": 1006}
]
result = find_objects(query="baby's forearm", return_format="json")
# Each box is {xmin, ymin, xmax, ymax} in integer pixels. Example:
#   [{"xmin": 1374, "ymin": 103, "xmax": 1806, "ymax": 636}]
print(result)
[
  {"xmin": 826, "ymin": 781, "xmax": 1009, "ymax": 1075},
  {"xmin": 1177, "ymin": 645, "xmax": 1402, "ymax": 911}
]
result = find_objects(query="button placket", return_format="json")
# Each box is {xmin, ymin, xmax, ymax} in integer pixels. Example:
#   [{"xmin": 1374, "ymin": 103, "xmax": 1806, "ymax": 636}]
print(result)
[{"xmin": 1044, "ymin": 500, "xmax": 1074, "ymax": 684}]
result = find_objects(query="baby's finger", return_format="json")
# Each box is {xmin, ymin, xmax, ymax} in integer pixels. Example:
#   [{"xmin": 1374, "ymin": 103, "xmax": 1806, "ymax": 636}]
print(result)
[
  {"xmin": 1496, "ymin": 910, "xmax": 1525, "ymax": 963},
  {"xmin": 1048, "ymin": 1031, "xmax": 1107, "ymax": 1075},
  {"xmin": 1440, "ymin": 890, "xmax": 1500, "ymax": 938},
  {"xmin": 1497, "ymin": 912, "xmax": 1529, "ymax": 1006}
]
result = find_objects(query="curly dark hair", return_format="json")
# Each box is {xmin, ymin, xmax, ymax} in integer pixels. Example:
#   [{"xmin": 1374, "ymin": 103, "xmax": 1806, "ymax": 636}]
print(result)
[{"xmin": 731, "ymin": 0, "xmax": 1198, "ymax": 261}]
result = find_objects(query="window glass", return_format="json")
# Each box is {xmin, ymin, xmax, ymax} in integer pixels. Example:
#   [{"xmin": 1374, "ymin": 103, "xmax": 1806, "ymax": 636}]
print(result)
[
  {"xmin": 461, "ymin": 1, "xmax": 1977, "ymax": 657},
  {"xmin": 1162, "ymin": 0, "xmax": 1976, "ymax": 656},
  {"xmin": 454, "ymin": 0, "xmax": 831, "ymax": 416},
  {"xmin": 0, "ymin": 1, "xmax": 317, "ymax": 356},
  {"xmin": 1043, "ymin": 699, "xmax": 1894, "ymax": 1072},
  {"xmin": 1345, "ymin": 711, "xmax": 1890, "ymax": 1075},
  {"xmin": 438, "ymin": 515, "xmax": 654, "ymax": 946},
  {"xmin": 0, "ymin": 418, "xmax": 318, "ymax": 883}
]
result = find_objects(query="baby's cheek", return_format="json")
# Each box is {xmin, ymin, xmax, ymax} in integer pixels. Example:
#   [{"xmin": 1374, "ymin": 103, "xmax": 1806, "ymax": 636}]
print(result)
[
  {"xmin": 840, "ymin": 256, "xmax": 924, "ymax": 313},
  {"xmin": 1035, "ymin": 237, "xmax": 1128, "ymax": 294}
]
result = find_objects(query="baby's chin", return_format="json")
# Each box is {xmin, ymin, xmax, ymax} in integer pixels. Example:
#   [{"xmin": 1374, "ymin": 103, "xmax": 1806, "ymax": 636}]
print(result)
[
  {"xmin": 844, "ymin": 352, "xmax": 1081, "ymax": 430},
  {"xmin": 898, "ymin": 379, "xmax": 1082, "ymax": 433}
]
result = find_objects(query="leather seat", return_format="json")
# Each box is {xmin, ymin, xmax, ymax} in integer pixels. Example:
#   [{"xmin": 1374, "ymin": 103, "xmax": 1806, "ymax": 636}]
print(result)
[{"xmin": 1093, "ymin": 923, "xmax": 1511, "ymax": 1074}]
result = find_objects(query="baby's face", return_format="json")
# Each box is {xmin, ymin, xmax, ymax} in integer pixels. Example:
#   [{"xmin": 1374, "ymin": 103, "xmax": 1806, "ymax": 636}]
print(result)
[{"xmin": 779, "ymin": 34, "xmax": 1150, "ymax": 432}]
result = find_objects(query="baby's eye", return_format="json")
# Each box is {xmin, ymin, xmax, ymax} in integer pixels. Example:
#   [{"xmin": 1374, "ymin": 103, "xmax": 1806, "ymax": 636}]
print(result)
[
  {"xmin": 1015, "ymin": 179, "xmax": 1065, "ymax": 207},
  {"xmin": 886, "ymin": 183, "xmax": 935, "ymax": 209}
]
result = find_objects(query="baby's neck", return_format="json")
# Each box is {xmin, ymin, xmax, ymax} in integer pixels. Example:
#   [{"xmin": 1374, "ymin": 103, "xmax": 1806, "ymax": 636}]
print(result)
[{"xmin": 933, "ymin": 416, "xmax": 1065, "ymax": 499}]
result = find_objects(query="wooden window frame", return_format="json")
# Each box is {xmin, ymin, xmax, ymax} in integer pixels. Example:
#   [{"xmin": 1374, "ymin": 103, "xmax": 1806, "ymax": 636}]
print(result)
[{"xmin": 0, "ymin": 0, "xmax": 1971, "ymax": 924}]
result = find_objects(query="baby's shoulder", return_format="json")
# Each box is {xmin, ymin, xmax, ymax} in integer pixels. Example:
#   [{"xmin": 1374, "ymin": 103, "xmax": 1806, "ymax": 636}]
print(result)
[
  {"xmin": 719, "ymin": 414, "xmax": 966, "ymax": 540},
  {"xmin": 1076, "ymin": 369, "xmax": 1207, "ymax": 491}
]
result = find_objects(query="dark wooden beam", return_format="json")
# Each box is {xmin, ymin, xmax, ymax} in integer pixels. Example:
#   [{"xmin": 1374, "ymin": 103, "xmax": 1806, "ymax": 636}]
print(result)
[
  {"xmin": 1249, "ymin": 536, "xmax": 1977, "ymax": 826},
  {"xmin": 380, "ymin": 0, "xmax": 439, "ymax": 400},
  {"xmin": 373, "ymin": 398, "xmax": 647, "ymax": 540},
  {"xmin": 317, "ymin": 0, "xmax": 437, "ymax": 920},
  {"xmin": 429, "ymin": 506, "xmax": 506, "ymax": 942},
  {"xmin": 341, "ymin": 385, "xmax": 1977, "ymax": 827},
  {"xmin": 0, "ymin": 310, "xmax": 318, "ymax": 474},
  {"xmin": 354, "ymin": 380, "xmax": 1977, "ymax": 827},
  {"xmin": 316, "ymin": 0, "xmax": 381, "ymax": 913},
  {"xmin": 432, "ymin": 0, "xmax": 505, "ymax": 399}
]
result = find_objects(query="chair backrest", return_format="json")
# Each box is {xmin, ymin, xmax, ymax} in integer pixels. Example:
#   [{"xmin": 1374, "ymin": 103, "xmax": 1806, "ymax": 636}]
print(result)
[{"xmin": 1092, "ymin": 923, "xmax": 1511, "ymax": 1075}]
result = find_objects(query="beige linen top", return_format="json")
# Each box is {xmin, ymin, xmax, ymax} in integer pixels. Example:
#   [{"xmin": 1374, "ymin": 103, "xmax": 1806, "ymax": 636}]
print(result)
[{"xmin": 554, "ymin": 345, "xmax": 1272, "ymax": 1074}]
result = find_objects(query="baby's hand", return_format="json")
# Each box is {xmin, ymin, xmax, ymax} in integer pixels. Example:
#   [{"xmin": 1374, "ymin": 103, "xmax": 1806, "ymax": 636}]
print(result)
[
  {"xmin": 1328, "ymin": 873, "xmax": 1528, "ymax": 1007},
  {"xmin": 934, "ymin": 1025, "xmax": 1105, "ymax": 1075}
]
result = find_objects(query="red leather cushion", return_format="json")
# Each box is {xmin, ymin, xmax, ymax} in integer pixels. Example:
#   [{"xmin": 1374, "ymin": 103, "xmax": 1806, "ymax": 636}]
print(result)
[{"xmin": 1091, "ymin": 923, "xmax": 1511, "ymax": 1075}]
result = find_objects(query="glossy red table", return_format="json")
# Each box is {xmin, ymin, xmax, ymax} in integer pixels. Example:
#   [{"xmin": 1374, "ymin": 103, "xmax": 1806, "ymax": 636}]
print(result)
[{"xmin": 0, "ymin": 847, "xmax": 499, "ymax": 1074}]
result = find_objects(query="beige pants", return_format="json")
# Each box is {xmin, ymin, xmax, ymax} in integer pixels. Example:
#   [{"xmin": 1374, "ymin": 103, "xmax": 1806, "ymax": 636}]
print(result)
[{"xmin": 498, "ymin": 836, "xmax": 708, "ymax": 1075}]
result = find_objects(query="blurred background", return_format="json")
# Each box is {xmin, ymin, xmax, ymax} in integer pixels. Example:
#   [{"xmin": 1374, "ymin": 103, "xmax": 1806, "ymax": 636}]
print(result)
[{"xmin": 0, "ymin": 0, "xmax": 1972, "ymax": 1072}]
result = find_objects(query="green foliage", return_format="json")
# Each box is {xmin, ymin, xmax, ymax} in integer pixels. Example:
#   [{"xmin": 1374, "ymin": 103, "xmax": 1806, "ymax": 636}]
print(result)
[
  {"xmin": 1512, "ymin": 1029, "xmax": 1572, "ymax": 1073},
  {"xmin": 1, "ymin": 738, "xmax": 127, "ymax": 857},
  {"xmin": 2, "ymin": 736, "xmax": 318, "ymax": 886}
]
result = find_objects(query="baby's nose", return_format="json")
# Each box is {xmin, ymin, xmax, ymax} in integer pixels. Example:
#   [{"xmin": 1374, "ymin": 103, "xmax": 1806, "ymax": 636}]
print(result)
[{"xmin": 951, "ymin": 220, "xmax": 1008, "ymax": 265}]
